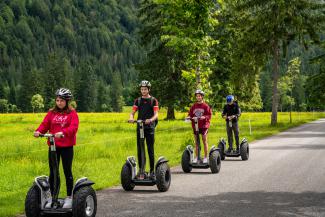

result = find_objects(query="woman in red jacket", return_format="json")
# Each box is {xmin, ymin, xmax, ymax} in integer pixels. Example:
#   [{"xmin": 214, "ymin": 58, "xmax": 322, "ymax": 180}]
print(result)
[{"xmin": 34, "ymin": 88, "xmax": 79, "ymax": 209}]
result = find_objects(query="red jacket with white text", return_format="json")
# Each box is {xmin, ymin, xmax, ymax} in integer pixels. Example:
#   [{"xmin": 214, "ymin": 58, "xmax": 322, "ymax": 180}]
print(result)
[{"xmin": 36, "ymin": 109, "xmax": 79, "ymax": 147}]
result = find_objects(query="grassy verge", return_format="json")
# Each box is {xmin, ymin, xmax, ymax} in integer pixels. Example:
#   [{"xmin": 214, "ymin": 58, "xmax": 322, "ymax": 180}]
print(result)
[{"xmin": 0, "ymin": 111, "xmax": 324, "ymax": 217}]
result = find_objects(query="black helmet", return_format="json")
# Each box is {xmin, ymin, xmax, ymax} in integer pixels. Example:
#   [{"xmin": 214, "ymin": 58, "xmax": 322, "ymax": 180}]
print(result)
[
  {"xmin": 139, "ymin": 80, "xmax": 151, "ymax": 88},
  {"xmin": 195, "ymin": 89, "xmax": 205, "ymax": 96},
  {"xmin": 55, "ymin": 88, "xmax": 72, "ymax": 100}
]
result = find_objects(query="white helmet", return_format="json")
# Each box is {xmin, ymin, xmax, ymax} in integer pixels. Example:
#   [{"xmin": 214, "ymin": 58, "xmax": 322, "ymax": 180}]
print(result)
[
  {"xmin": 55, "ymin": 88, "xmax": 72, "ymax": 100},
  {"xmin": 139, "ymin": 80, "xmax": 151, "ymax": 88},
  {"xmin": 195, "ymin": 89, "xmax": 205, "ymax": 96}
]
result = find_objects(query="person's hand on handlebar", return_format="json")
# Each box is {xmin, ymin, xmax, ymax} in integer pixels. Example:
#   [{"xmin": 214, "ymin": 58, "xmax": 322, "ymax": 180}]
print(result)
[
  {"xmin": 55, "ymin": 132, "xmax": 64, "ymax": 138},
  {"xmin": 145, "ymin": 119, "xmax": 152, "ymax": 125},
  {"xmin": 200, "ymin": 116, "xmax": 206, "ymax": 120},
  {"xmin": 34, "ymin": 131, "xmax": 41, "ymax": 137},
  {"xmin": 128, "ymin": 118, "xmax": 135, "ymax": 123}
]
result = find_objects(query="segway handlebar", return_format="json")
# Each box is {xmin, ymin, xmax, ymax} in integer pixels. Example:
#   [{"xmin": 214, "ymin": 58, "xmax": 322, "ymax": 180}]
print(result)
[
  {"xmin": 227, "ymin": 115, "xmax": 237, "ymax": 121},
  {"xmin": 185, "ymin": 117, "xmax": 199, "ymax": 122},
  {"xmin": 128, "ymin": 120, "xmax": 145, "ymax": 124},
  {"xmin": 39, "ymin": 133, "xmax": 64, "ymax": 138}
]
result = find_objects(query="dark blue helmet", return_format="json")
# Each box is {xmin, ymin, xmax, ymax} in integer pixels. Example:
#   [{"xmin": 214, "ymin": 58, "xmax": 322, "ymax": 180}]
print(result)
[{"xmin": 226, "ymin": 95, "xmax": 234, "ymax": 103}]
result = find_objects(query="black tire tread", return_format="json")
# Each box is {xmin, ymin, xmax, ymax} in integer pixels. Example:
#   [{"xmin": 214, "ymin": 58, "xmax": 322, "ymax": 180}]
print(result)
[
  {"xmin": 121, "ymin": 164, "xmax": 135, "ymax": 191},
  {"xmin": 181, "ymin": 151, "xmax": 192, "ymax": 173},
  {"xmin": 156, "ymin": 163, "xmax": 171, "ymax": 192},
  {"xmin": 73, "ymin": 186, "xmax": 97, "ymax": 217},
  {"xmin": 218, "ymin": 142, "xmax": 225, "ymax": 160},
  {"xmin": 240, "ymin": 142, "xmax": 249, "ymax": 161},
  {"xmin": 25, "ymin": 184, "xmax": 40, "ymax": 217},
  {"xmin": 209, "ymin": 151, "xmax": 221, "ymax": 174}
]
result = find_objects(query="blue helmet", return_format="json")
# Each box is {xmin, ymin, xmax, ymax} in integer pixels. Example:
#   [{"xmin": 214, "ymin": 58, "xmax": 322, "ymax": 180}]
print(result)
[{"xmin": 226, "ymin": 95, "xmax": 234, "ymax": 103}]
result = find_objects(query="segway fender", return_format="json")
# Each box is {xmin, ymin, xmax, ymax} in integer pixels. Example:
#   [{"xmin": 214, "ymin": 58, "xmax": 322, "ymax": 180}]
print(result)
[
  {"xmin": 155, "ymin": 156, "xmax": 169, "ymax": 171},
  {"xmin": 209, "ymin": 145, "xmax": 220, "ymax": 156},
  {"xmin": 126, "ymin": 156, "xmax": 137, "ymax": 179},
  {"xmin": 240, "ymin": 138, "xmax": 248, "ymax": 146},
  {"xmin": 35, "ymin": 176, "xmax": 50, "ymax": 191},
  {"xmin": 73, "ymin": 177, "xmax": 95, "ymax": 194},
  {"xmin": 34, "ymin": 176, "xmax": 51, "ymax": 209},
  {"xmin": 185, "ymin": 145, "xmax": 194, "ymax": 153},
  {"xmin": 185, "ymin": 145, "xmax": 194, "ymax": 161}
]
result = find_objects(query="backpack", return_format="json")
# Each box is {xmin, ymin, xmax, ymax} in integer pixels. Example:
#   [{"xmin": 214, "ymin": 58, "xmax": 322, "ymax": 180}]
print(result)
[{"xmin": 137, "ymin": 97, "xmax": 158, "ymax": 127}]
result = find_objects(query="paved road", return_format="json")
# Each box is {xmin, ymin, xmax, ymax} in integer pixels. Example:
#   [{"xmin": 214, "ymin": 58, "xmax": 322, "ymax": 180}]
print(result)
[{"xmin": 97, "ymin": 119, "xmax": 325, "ymax": 217}]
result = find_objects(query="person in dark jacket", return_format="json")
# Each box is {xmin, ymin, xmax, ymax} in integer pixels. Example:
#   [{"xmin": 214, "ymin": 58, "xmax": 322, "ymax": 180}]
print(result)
[
  {"xmin": 222, "ymin": 95, "xmax": 241, "ymax": 153},
  {"xmin": 128, "ymin": 80, "xmax": 159, "ymax": 180}
]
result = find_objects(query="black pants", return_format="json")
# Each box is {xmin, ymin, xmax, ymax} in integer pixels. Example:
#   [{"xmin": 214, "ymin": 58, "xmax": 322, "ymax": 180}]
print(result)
[
  {"xmin": 49, "ymin": 146, "xmax": 74, "ymax": 196},
  {"xmin": 226, "ymin": 121, "xmax": 240, "ymax": 150},
  {"xmin": 137, "ymin": 127, "xmax": 155, "ymax": 173}
]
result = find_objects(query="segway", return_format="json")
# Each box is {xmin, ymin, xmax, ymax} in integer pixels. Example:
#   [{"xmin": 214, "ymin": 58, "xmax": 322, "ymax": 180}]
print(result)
[
  {"xmin": 218, "ymin": 138, "xmax": 249, "ymax": 161},
  {"xmin": 121, "ymin": 120, "xmax": 171, "ymax": 192},
  {"xmin": 25, "ymin": 134, "xmax": 97, "ymax": 217},
  {"xmin": 181, "ymin": 117, "xmax": 221, "ymax": 174}
]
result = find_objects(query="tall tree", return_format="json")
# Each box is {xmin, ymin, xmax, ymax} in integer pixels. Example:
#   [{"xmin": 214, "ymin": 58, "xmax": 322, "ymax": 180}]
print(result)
[
  {"xmin": 111, "ymin": 72, "xmax": 124, "ymax": 112},
  {"xmin": 157, "ymin": 0, "xmax": 219, "ymax": 101},
  {"xmin": 227, "ymin": 0, "xmax": 325, "ymax": 124},
  {"xmin": 137, "ymin": 0, "xmax": 188, "ymax": 119},
  {"xmin": 75, "ymin": 61, "xmax": 98, "ymax": 112}
]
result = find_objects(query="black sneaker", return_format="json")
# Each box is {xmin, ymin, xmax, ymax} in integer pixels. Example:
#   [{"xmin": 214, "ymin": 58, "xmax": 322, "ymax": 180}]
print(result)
[{"xmin": 150, "ymin": 172, "xmax": 156, "ymax": 180}]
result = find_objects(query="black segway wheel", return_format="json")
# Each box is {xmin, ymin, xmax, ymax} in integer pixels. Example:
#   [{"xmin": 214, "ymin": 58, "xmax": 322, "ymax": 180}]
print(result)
[
  {"xmin": 218, "ymin": 142, "xmax": 225, "ymax": 160},
  {"xmin": 240, "ymin": 142, "xmax": 249, "ymax": 161},
  {"xmin": 25, "ymin": 184, "xmax": 41, "ymax": 217},
  {"xmin": 209, "ymin": 151, "xmax": 221, "ymax": 174},
  {"xmin": 121, "ymin": 164, "xmax": 135, "ymax": 191},
  {"xmin": 181, "ymin": 150, "xmax": 192, "ymax": 173},
  {"xmin": 73, "ymin": 186, "xmax": 97, "ymax": 217},
  {"xmin": 156, "ymin": 162, "xmax": 171, "ymax": 192}
]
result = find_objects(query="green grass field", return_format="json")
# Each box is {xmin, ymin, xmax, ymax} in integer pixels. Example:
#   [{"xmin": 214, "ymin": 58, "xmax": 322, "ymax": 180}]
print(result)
[{"xmin": 1, "ymin": 110, "xmax": 325, "ymax": 217}]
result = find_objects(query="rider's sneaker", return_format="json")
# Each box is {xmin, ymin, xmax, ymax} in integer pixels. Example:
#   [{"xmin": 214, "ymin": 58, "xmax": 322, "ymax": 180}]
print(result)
[
  {"xmin": 44, "ymin": 199, "xmax": 52, "ymax": 209},
  {"xmin": 150, "ymin": 172, "xmax": 156, "ymax": 180},
  {"xmin": 139, "ymin": 173, "xmax": 145, "ymax": 180},
  {"xmin": 193, "ymin": 158, "xmax": 198, "ymax": 164},
  {"xmin": 62, "ymin": 197, "xmax": 72, "ymax": 209},
  {"xmin": 203, "ymin": 157, "xmax": 208, "ymax": 164}
]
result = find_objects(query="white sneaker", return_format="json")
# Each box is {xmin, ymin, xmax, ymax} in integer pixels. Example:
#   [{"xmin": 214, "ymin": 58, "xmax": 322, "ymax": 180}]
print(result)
[
  {"xmin": 44, "ymin": 199, "xmax": 52, "ymax": 209},
  {"xmin": 62, "ymin": 197, "xmax": 72, "ymax": 209},
  {"xmin": 203, "ymin": 157, "xmax": 208, "ymax": 164},
  {"xmin": 193, "ymin": 158, "xmax": 198, "ymax": 164}
]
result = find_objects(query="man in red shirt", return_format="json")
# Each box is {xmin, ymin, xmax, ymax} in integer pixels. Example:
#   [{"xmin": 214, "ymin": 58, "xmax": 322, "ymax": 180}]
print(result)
[{"xmin": 187, "ymin": 90, "xmax": 212, "ymax": 164}]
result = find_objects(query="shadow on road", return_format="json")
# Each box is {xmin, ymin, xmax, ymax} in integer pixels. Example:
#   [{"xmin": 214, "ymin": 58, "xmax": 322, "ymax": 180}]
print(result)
[
  {"xmin": 253, "ymin": 144, "xmax": 325, "ymax": 150},
  {"xmin": 274, "ymin": 133, "xmax": 325, "ymax": 138},
  {"xmin": 97, "ymin": 191, "xmax": 325, "ymax": 217}
]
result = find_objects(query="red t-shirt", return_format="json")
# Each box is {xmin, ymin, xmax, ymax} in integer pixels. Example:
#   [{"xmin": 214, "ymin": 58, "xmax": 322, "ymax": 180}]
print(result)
[
  {"xmin": 188, "ymin": 102, "xmax": 212, "ymax": 129},
  {"xmin": 36, "ymin": 109, "xmax": 79, "ymax": 148}
]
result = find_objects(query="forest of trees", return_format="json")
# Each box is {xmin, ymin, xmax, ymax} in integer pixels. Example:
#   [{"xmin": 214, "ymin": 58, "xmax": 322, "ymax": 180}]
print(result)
[
  {"xmin": 0, "ymin": 0, "xmax": 325, "ymax": 124},
  {"xmin": 0, "ymin": 0, "xmax": 143, "ymax": 113}
]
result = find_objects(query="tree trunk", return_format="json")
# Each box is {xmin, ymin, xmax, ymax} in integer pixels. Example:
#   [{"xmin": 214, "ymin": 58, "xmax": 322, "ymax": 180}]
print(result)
[
  {"xmin": 271, "ymin": 39, "xmax": 280, "ymax": 125},
  {"xmin": 166, "ymin": 105, "xmax": 175, "ymax": 120},
  {"xmin": 196, "ymin": 55, "xmax": 201, "ymax": 87}
]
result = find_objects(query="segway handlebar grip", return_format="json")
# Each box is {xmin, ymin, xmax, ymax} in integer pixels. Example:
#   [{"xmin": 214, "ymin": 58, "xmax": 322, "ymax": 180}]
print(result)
[{"xmin": 39, "ymin": 133, "xmax": 64, "ymax": 138}]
